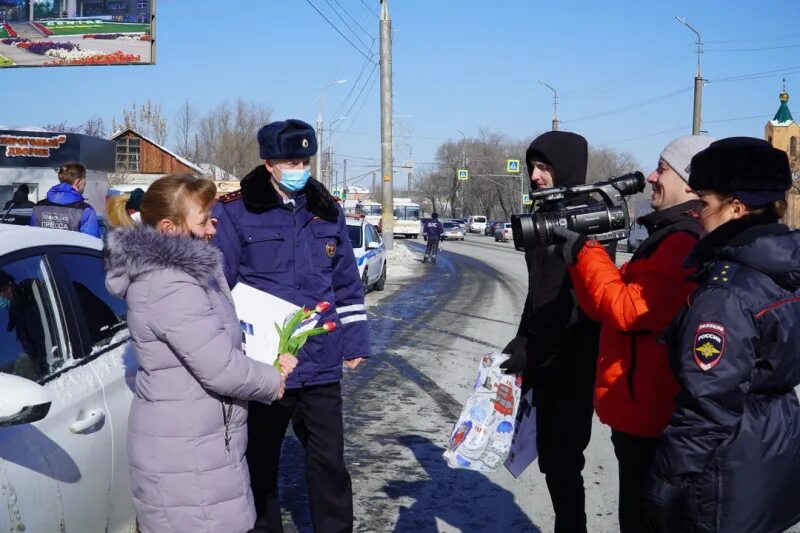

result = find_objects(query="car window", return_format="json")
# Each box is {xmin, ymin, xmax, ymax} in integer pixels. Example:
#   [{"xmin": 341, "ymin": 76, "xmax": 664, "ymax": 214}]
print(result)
[
  {"xmin": 59, "ymin": 253, "xmax": 127, "ymax": 353},
  {"xmin": 0, "ymin": 254, "xmax": 70, "ymax": 381},
  {"xmin": 365, "ymin": 225, "xmax": 379, "ymax": 244},
  {"xmin": 347, "ymin": 225, "xmax": 363, "ymax": 249}
]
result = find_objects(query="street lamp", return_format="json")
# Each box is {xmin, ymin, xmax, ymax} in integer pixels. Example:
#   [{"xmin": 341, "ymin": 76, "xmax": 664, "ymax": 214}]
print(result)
[
  {"xmin": 675, "ymin": 16, "xmax": 704, "ymax": 135},
  {"xmin": 325, "ymin": 115, "xmax": 348, "ymax": 190},
  {"xmin": 538, "ymin": 80, "xmax": 559, "ymax": 131},
  {"xmin": 316, "ymin": 79, "xmax": 346, "ymax": 187},
  {"xmin": 454, "ymin": 127, "xmax": 467, "ymax": 217}
]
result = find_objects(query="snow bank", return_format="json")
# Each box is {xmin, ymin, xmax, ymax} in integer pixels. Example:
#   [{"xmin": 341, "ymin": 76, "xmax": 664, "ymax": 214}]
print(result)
[{"xmin": 385, "ymin": 242, "xmax": 418, "ymax": 281}]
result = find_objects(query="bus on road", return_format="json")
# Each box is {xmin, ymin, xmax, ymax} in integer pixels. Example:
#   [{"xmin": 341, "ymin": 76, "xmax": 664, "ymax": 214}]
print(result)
[{"xmin": 373, "ymin": 198, "xmax": 421, "ymax": 239}]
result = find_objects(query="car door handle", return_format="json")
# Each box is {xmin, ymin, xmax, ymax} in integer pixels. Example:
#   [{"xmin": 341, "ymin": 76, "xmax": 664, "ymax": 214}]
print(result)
[{"xmin": 69, "ymin": 409, "xmax": 106, "ymax": 434}]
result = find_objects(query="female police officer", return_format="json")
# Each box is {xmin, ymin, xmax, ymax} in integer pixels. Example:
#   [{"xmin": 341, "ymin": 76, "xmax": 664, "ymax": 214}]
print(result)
[
  {"xmin": 212, "ymin": 119, "xmax": 370, "ymax": 532},
  {"xmin": 646, "ymin": 137, "xmax": 800, "ymax": 532}
]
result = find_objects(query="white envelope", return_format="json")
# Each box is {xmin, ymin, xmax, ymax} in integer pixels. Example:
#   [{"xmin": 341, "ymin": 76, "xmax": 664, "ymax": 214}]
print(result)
[{"xmin": 230, "ymin": 283, "xmax": 318, "ymax": 365}]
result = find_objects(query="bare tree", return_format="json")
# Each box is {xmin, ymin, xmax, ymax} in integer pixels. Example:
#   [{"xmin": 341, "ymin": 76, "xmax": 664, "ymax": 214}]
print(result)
[
  {"xmin": 197, "ymin": 99, "xmax": 272, "ymax": 178},
  {"xmin": 44, "ymin": 117, "xmax": 107, "ymax": 137},
  {"xmin": 173, "ymin": 99, "xmax": 195, "ymax": 159},
  {"xmin": 112, "ymin": 99, "xmax": 168, "ymax": 144}
]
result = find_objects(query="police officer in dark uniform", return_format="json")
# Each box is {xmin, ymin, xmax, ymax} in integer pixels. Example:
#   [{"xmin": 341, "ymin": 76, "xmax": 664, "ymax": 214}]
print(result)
[
  {"xmin": 646, "ymin": 138, "xmax": 800, "ymax": 532},
  {"xmin": 422, "ymin": 212, "xmax": 444, "ymax": 263},
  {"xmin": 211, "ymin": 119, "xmax": 370, "ymax": 533}
]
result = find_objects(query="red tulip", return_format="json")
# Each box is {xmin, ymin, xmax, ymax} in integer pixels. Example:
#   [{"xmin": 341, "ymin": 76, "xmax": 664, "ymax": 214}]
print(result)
[
  {"xmin": 323, "ymin": 322, "xmax": 337, "ymax": 332},
  {"xmin": 316, "ymin": 301, "xmax": 331, "ymax": 314}
]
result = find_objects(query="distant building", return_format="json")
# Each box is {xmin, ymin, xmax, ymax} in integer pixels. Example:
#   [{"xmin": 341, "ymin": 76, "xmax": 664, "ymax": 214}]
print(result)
[
  {"xmin": 110, "ymin": 129, "xmax": 204, "ymax": 187},
  {"xmin": 765, "ymin": 81, "xmax": 800, "ymax": 172},
  {"xmin": 765, "ymin": 81, "xmax": 800, "ymax": 228}
]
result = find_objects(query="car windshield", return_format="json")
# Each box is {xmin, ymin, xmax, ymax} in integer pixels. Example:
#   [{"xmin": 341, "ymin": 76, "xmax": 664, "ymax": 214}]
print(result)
[
  {"xmin": 347, "ymin": 225, "xmax": 363, "ymax": 248},
  {"xmin": 443, "ymin": 222, "xmax": 458, "ymax": 229}
]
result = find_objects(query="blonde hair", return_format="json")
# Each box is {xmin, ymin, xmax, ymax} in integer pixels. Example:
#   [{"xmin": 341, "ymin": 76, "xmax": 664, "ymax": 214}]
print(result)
[
  {"xmin": 139, "ymin": 174, "xmax": 217, "ymax": 228},
  {"xmin": 57, "ymin": 162, "xmax": 86, "ymax": 185},
  {"xmin": 105, "ymin": 194, "xmax": 135, "ymax": 228}
]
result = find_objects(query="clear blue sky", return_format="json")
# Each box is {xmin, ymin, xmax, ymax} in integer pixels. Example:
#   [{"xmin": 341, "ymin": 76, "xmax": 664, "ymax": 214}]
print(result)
[{"xmin": 3, "ymin": 0, "xmax": 799, "ymax": 188}]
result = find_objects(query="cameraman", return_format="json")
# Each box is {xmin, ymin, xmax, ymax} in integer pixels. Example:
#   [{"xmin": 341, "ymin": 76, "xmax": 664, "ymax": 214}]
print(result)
[
  {"xmin": 548, "ymin": 135, "xmax": 715, "ymax": 531},
  {"xmin": 501, "ymin": 131, "xmax": 609, "ymax": 532}
]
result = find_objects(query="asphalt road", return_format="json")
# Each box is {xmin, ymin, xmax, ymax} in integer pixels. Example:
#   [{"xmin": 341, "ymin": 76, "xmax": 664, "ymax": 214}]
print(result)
[{"xmin": 276, "ymin": 233, "xmax": 619, "ymax": 532}]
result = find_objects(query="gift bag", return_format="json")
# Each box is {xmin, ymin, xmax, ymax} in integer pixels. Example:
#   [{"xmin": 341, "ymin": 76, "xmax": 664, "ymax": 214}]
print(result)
[
  {"xmin": 443, "ymin": 352, "xmax": 523, "ymax": 471},
  {"xmin": 504, "ymin": 388, "xmax": 538, "ymax": 478}
]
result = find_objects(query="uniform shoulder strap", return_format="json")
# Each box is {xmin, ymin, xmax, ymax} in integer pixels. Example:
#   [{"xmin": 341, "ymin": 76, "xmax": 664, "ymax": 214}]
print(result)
[{"xmin": 219, "ymin": 190, "xmax": 243, "ymax": 203}]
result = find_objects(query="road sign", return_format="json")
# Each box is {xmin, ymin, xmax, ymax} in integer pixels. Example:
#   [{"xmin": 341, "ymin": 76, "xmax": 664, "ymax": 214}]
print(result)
[
  {"xmin": 332, "ymin": 188, "xmax": 342, "ymax": 199},
  {"xmin": 457, "ymin": 169, "xmax": 469, "ymax": 180},
  {"xmin": 522, "ymin": 193, "xmax": 532, "ymax": 205},
  {"xmin": 507, "ymin": 159, "xmax": 520, "ymax": 173}
]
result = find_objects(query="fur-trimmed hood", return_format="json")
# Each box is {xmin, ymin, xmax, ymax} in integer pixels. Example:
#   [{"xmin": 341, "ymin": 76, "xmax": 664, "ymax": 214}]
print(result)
[
  {"xmin": 240, "ymin": 164, "xmax": 340, "ymax": 222},
  {"xmin": 104, "ymin": 225, "xmax": 223, "ymax": 298}
]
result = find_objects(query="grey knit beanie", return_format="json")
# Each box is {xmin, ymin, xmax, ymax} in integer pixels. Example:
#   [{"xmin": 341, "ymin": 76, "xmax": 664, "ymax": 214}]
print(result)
[{"xmin": 660, "ymin": 135, "xmax": 716, "ymax": 182}]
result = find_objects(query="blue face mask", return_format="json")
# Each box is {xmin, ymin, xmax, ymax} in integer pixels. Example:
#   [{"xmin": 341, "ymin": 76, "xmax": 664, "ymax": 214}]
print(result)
[
  {"xmin": 0, "ymin": 298, "xmax": 10, "ymax": 310},
  {"xmin": 277, "ymin": 168, "xmax": 311, "ymax": 192}
]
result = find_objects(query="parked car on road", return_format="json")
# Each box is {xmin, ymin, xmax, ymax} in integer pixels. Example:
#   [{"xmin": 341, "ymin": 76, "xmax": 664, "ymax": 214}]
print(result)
[
  {"xmin": 484, "ymin": 220, "xmax": 500, "ymax": 236},
  {"xmin": 346, "ymin": 216, "xmax": 387, "ymax": 293},
  {"xmin": 467, "ymin": 215, "xmax": 487, "ymax": 233},
  {"xmin": 0, "ymin": 224, "xmax": 136, "ymax": 532},
  {"xmin": 442, "ymin": 221, "xmax": 465, "ymax": 241},
  {"xmin": 495, "ymin": 222, "xmax": 513, "ymax": 242}
]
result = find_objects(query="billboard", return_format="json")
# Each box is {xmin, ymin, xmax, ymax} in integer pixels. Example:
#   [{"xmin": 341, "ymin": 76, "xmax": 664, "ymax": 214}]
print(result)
[{"xmin": 0, "ymin": 0, "xmax": 154, "ymax": 69}]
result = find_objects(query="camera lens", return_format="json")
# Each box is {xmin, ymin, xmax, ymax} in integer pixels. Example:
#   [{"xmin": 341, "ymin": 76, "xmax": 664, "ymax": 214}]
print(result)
[{"xmin": 610, "ymin": 171, "xmax": 646, "ymax": 196}]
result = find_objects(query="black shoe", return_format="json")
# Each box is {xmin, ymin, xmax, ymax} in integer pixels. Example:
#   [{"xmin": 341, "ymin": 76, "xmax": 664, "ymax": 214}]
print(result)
[{"xmin": 422, "ymin": 257, "xmax": 428, "ymax": 263}]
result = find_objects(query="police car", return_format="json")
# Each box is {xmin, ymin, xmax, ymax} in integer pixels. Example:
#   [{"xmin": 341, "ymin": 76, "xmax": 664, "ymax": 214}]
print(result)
[
  {"xmin": 0, "ymin": 224, "xmax": 136, "ymax": 532},
  {"xmin": 345, "ymin": 215, "xmax": 387, "ymax": 293}
]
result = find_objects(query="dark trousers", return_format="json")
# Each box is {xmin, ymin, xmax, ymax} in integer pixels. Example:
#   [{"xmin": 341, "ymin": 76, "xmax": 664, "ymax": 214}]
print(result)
[
  {"xmin": 610, "ymin": 430, "xmax": 661, "ymax": 533},
  {"xmin": 532, "ymin": 350, "xmax": 597, "ymax": 533},
  {"xmin": 423, "ymin": 238, "xmax": 440, "ymax": 259},
  {"xmin": 247, "ymin": 382, "xmax": 353, "ymax": 533}
]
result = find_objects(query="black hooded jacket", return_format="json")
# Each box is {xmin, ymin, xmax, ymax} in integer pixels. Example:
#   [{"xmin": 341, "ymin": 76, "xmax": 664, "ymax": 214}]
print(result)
[{"xmin": 517, "ymin": 132, "xmax": 605, "ymax": 370}]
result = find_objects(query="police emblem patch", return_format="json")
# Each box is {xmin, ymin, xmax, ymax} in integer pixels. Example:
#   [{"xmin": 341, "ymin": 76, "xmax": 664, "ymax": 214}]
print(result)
[
  {"xmin": 302, "ymin": 138, "xmax": 309, "ymax": 148},
  {"xmin": 326, "ymin": 241, "xmax": 336, "ymax": 257},
  {"xmin": 693, "ymin": 322, "xmax": 726, "ymax": 371}
]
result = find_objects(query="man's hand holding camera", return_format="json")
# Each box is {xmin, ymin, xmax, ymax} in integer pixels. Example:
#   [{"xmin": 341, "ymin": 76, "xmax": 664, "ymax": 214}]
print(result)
[{"xmin": 547, "ymin": 226, "xmax": 588, "ymax": 265}]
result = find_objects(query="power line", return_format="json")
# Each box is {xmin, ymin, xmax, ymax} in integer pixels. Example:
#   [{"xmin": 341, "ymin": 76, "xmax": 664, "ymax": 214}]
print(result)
[
  {"xmin": 329, "ymin": 53, "xmax": 375, "ymax": 122},
  {"xmin": 359, "ymin": 0, "xmax": 379, "ymax": 18},
  {"xmin": 706, "ymin": 43, "xmax": 800, "ymax": 52},
  {"xmin": 323, "ymin": 0, "xmax": 374, "ymax": 54},
  {"xmin": 706, "ymin": 32, "xmax": 800, "ymax": 44},
  {"xmin": 304, "ymin": 0, "xmax": 376, "ymax": 64},
  {"xmin": 708, "ymin": 66, "xmax": 800, "ymax": 84},
  {"xmin": 332, "ymin": 0, "xmax": 375, "ymax": 42},
  {"xmin": 562, "ymin": 87, "xmax": 693, "ymax": 124}
]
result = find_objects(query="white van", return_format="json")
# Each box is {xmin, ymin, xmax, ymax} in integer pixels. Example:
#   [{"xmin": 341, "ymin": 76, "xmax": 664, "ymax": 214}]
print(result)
[{"xmin": 467, "ymin": 215, "xmax": 487, "ymax": 233}]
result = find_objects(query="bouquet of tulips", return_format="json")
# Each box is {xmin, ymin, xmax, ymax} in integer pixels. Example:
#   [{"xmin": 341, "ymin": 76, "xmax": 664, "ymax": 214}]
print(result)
[{"xmin": 274, "ymin": 301, "xmax": 337, "ymax": 370}]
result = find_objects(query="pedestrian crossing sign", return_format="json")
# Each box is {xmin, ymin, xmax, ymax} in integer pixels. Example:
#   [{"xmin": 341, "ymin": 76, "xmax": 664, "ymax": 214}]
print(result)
[
  {"xmin": 507, "ymin": 159, "xmax": 520, "ymax": 173},
  {"xmin": 457, "ymin": 169, "xmax": 469, "ymax": 180},
  {"xmin": 522, "ymin": 193, "xmax": 532, "ymax": 205}
]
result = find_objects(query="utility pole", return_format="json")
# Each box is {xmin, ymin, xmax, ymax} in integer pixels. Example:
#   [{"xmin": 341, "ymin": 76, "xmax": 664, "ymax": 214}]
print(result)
[
  {"xmin": 371, "ymin": 172, "xmax": 376, "ymax": 198},
  {"xmin": 380, "ymin": 0, "xmax": 394, "ymax": 250},
  {"xmin": 677, "ymin": 17, "xmax": 703, "ymax": 135},
  {"xmin": 343, "ymin": 159, "xmax": 347, "ymax": 205},
  {"xmin": 538, "ymin": 81, "xmax": 559, "ymax": 131},
  {"xmin": 316, "ymin": 80, "xmax": 346, "ymax": 187}
]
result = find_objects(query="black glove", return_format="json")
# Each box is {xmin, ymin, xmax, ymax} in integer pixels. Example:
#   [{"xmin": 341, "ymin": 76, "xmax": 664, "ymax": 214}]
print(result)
[
  {"xmin": 499, "ymin": 336, "xmax": 528, "ymax": 374},
  {"xmin": 547, "ymin": 225, "xmax": 587, "ymax": 265}
]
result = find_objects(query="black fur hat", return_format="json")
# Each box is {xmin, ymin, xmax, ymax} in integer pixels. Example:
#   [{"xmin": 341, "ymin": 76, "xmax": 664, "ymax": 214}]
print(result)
[
  {"xmin": 688, "ymin": 137, "xmax": 791, "ymax": 205},
  {"xmin": 257, "ymin": 119, "xmax": 318, "ymax": 160}
]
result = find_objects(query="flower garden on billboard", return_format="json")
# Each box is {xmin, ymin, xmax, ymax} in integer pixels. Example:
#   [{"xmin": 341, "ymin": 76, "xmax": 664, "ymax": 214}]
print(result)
[{"xmin": 0, "ymin": 19, "xmax": 150, "ymax": 67}]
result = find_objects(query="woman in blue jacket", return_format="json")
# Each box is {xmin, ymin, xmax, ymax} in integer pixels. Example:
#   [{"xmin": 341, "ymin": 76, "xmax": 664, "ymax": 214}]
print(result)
[{"xmin": 646, "ymin": 137, "xmax": 800, "ymax": 532}]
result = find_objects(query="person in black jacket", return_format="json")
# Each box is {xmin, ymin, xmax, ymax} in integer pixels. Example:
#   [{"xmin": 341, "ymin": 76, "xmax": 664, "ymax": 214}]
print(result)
[
  {"xmin": 422, "ymin": 212, "xmax": 444, "ymax": 264},
  {"xmin": 646, "ymin": 137, "xmax": 800, "ymax": 533},
  {"xmin": 501, "ymin": 131, "xmax": 610, "ymax": 533},
  {"xmin": 3, "ymin": 184, "xmax": 35, "ymax": 210}
]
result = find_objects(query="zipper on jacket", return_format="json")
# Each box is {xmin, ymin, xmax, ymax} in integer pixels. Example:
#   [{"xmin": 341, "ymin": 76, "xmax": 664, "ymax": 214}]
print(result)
[
  {"xmin": 627, "ymin": 335, "xmax": 638, "ymax": 399},
  {"xmin": 221, "ymin": 397, "xmax": 233, "ymax": 451}
]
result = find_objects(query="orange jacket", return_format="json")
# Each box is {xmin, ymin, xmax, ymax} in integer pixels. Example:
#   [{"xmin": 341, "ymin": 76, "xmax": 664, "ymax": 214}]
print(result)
[{"xmin": 569, "ymin": 231, "xmax": 699, "ymax": 437}]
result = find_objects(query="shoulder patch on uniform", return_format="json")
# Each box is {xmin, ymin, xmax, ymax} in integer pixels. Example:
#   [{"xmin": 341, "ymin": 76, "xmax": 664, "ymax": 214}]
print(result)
[
  {"xmin": 707, "ymin": 262, "xmax": 740, "ymax": 287},
  {"xmin": 693, "ymin": 322, "xmax": 726, "ymax": 371},
  {"xmin": 219, "ymin": 189, "xmax": 242, "ymax": 203}
]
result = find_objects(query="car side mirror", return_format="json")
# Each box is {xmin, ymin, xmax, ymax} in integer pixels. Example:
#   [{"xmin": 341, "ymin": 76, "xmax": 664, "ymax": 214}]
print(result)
[
  {"xmin": 0, "ymin": 373, "xmax": 52, "ymax": 428},
  {"xmin": 367, "ymin": 242, "xmax": 381, "ymax": 250}
]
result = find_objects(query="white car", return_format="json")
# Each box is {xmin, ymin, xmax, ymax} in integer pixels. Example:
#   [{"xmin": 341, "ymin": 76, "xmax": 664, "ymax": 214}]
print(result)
[
  {"xmin": 467, "ymin": 215, "xmax": 487, "ymax": 233},
  {"xmin": 346, "ymin": 216, "xmax": 387, "ymax": 293},
  {"xmin": 495, "ymin": 222, "xmax": 513, "ymax": 242},
  {"xmin": 0, "ymin": 224, "xmax": 136, "ymax": 532}
]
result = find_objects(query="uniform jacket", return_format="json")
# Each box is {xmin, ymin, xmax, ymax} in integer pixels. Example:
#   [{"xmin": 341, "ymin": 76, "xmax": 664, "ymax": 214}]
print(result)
[
  {"xmin": 30, "ymin": 182, "xmax": 101, "ymax": 237},
  {"xmin": 423, "ymin": 219, "xmax": 444, "ymax": 240},
  {"xmin": 104, "ymin": 225, "xmax": 281, "ymax": 533},
  {"xmin": 569, "ymin": 201, "xmax": 701, "ymax": 437},
  {"xmin": 647, "ymin": 219, "xmax": 800, "ymax": 533},
  {"xmin": 212, "ymin": 165, "xmax": 370, "ymax": 389},
  {"xmin": 516, "ymin": 133, "xmax": 607, "ymax": 379}
]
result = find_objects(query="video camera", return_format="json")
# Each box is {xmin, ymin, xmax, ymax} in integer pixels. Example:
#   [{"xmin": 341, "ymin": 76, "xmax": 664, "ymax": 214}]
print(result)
[{"xmin": 510, "ymin": 171, "xmax": 645, "ymax": 251}]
